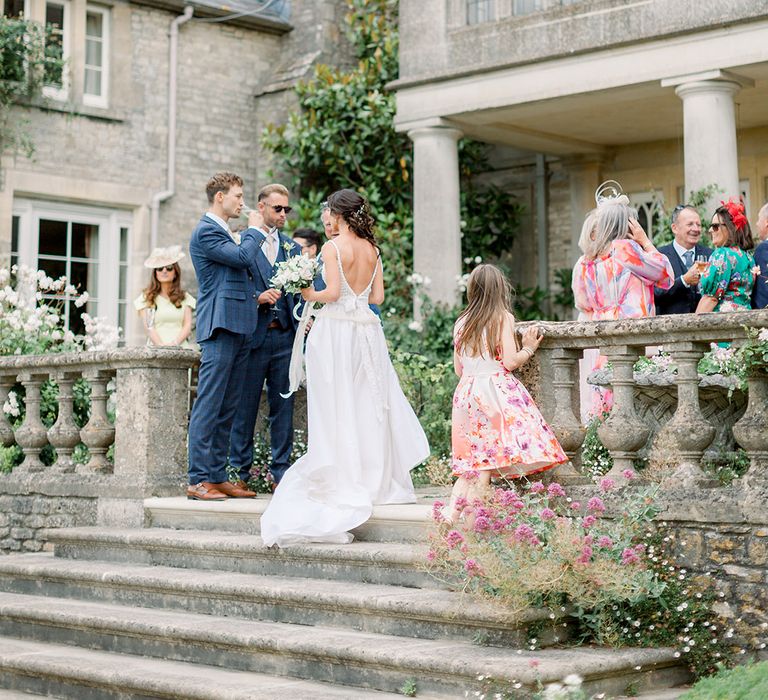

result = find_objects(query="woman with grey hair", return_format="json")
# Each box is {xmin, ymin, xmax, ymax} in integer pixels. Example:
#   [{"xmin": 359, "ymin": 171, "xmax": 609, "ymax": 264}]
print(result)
[{"xmin": 571, "ymin": 182, "xmax": 674, "ymax": 419}]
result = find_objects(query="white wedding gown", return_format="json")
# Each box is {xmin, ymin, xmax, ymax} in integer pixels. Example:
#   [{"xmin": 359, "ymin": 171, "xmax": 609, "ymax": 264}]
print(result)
[{"xmin": 259, "ymin": 243, "xmax": 430, "ymax": 547}]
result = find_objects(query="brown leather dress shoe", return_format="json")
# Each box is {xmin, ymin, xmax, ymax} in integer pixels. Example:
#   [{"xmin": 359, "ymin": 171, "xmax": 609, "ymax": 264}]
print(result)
[
  {"xmin": 211, "ymin": 481, "xmax": 257, "ymax": 498},
  {"xmin": 187, "ymin": 482, "xmax": 228, "ymax": 501}
]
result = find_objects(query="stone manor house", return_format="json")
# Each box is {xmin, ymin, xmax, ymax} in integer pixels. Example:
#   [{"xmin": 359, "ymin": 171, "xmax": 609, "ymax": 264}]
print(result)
[{"xmin": 2, "ymin": 0, "xmax": 768, "ymax": 340}]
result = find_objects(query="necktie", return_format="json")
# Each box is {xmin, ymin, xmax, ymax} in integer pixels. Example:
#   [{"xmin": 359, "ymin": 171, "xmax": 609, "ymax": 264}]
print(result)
[
  {"xmin": 683, "ymin": 250, "xmax": 694, "ymax": 269},
  {"xmin": 265, "ymin": 234, "xmax": 277, "ymax": 266}
]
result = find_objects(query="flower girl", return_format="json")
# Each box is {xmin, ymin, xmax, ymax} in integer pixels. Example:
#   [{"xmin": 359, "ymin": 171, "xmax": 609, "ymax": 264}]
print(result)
[{"xmin": 444, "ymin": 264, "xmax": 567, "ymax": 522}]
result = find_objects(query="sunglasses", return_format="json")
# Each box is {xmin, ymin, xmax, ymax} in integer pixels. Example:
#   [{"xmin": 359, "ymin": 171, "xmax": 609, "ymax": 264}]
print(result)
[
  {"xmin": 673, "ymin": 204, "xmax": 693, "ymax": 213},
  {"xmin": 270, "ymin": 205, "xmax": 292, "ymax": 214},
  {"xmin": 709, "ymin": 223, "xmax": 725, "ymax": 232},
  {"xmin": 155, "ymin": 265, "xmax": 176, "ymax": 272}
]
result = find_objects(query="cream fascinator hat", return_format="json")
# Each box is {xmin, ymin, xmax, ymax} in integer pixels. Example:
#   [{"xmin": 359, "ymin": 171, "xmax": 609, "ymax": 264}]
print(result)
[{"xmin": 144, "ymin": 245, "xmax": 185, "ymax": 269}]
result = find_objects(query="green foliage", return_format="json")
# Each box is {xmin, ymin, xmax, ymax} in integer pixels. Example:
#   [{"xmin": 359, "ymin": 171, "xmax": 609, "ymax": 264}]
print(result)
[
  {"xmin": 680, "ymin": 661, "xmax": 768, "ymax": 700},
  {"xmin": 652, "ymin": 185, "xmax": 720, "ymax": 247},
  {"xmin": 0, "ymin": 16, "xmax": 66, "ymax": 157},
  {"xmin": 233, "ymin": 427, "xmax": 309, "ymax": 494},
  {"xmin": 701, "ymin": 448, "xmax": 750, "ymax": 487},
  {"xmin": 580, "ymin": 414, "xmax": 613, "ymax": 480},
  {"xmin": 398, "ymin": 679, "xmax": 417, "ymax": 697}
]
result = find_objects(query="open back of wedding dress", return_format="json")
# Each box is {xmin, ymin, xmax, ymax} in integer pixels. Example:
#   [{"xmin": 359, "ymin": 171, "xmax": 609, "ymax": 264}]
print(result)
[{"xmin": 259, "ymin": 241, "xmax": 430, "ymax": 547}]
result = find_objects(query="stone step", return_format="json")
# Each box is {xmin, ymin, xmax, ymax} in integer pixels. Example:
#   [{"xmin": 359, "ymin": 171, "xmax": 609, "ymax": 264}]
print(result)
[
  {"xmin": 45, "ymin": 526, "xmax": 444, "ymax": 589},
  {"xmin": 0, "ymin": 593, "xmax": 690, "ymax": 699},
  {"xmin": 0, "ymin": 637, "xmax": 406, "ymax": 699},
  {"xmin": 0, "ymin": 691, "xmax": 48, "ymax": 699},
  {"xmin": 144, "ymin": 496, "xmax": 434, "ymax": 543},
  {"xmin": 0, "ymin": 553, "xmax": 564, "ymax": 646}
]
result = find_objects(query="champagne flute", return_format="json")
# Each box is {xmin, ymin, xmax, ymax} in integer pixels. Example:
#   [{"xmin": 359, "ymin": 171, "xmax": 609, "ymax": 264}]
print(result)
[{"xmin": 694, "ymin": 254, "xmax": 709, "ymax": 274}]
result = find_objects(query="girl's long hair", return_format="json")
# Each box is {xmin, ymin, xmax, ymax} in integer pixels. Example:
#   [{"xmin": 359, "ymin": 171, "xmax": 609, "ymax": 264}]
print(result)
[
  {"xmin": 143, "ymin": 263, "xmax": 185, "ymax": 308},
  {"xmin": 455, "ymin": 264, "xmax": 514, "ymax": 358}
]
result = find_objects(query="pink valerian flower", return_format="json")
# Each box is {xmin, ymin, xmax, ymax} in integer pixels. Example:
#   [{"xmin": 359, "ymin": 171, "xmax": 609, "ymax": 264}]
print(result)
[
  {"xmin": 445, "ymin": 530, "xmax": 465, "ymax": 549},
  {"xmin": 582, "ymin": 515, "xmax": 597, "ymax": 528},
  {"xmin": 587, "ymin": 496, "xmax": 606, "ymax": 513},
  {"xmin": 540, "ymin": 508, "xmax": 556, "ymax": 521},
  {"xmin": 426, "ymin": 549, "xmax": 436, "ymax": 562},
  {"xmin": 473, "ymin": 516, "xmax": 491, "ymax": 532},
  {"xmin": 599, "ymin": 477, "xmax": 616, "ymax": 492},
  {"xmin": 464, "ymin": 558, "xmax": 482, "ymax": 575},
  {"xmin": 621, "ymin": 547, "xmax": 641, "ymax": 565},
  {"xmin": 528, "ymin": 659, "xmax": 540, "ymax": 669},
  {"xmin": 547, "ymin": 482, "xmax": 566, "ymax": 498},
  {"xmin": 514, "ymin": 524, "xmax": 541, "ymax": 546},
  {"xmin": 622, "ymin": 469, "xmax": 636, "ymax": 480},
  {"xmin": 597, "ymin": 536, "xmax": 613, "ymax": 548},
  {"xmin": 583, "ymin": 535, "xmax": 594, "ymax": 546},
  {"xmin": 570, "ymin": 501, "xmax": 581, "ymax": 511},
  {"xmin": 576, "ymin": 545, "xmax": 593, "ymax": 564},
  {"xmin": 633, "ymin": 543, "xmax": 646, "ymax": 555},
  {"xmin": 432, "ymin": 500, "xmax": 445, "ymax": 521},
  {"xmin": 529, "ymin": 482, "xmax": 546, "ymax": 494}
]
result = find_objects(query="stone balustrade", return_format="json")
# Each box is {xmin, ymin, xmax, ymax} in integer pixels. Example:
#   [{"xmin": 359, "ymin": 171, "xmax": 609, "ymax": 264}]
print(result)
[{"xmin": 523, "ymin": 309, "xmax": 768, "ymax": 487}]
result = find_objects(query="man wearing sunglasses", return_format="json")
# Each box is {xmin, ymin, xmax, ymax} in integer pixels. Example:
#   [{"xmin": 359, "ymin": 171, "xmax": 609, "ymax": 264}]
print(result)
[
  {"xmin": 230, "ymin": 183, "xmax": 303, "ymax": 489},
  {"xmin": 654, "ymin": 204, "xmax": 712, "ymax": 315}
]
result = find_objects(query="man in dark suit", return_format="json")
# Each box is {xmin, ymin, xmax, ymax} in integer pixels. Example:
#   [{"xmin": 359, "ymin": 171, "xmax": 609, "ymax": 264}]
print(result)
[
  {"xmin": 187, "ymin": 172, "xmax": 261, "ymax": 501},
  {"xmin": 229, "ymin": 184, "xmax": 303, "ymax": 486},
  {"xmin": 655, "ymin": 205, "xmax": 712, "ymax": 315},
  {"xmin": 752, "ymin": 202, "xmax": 768, "ymax": 309}
]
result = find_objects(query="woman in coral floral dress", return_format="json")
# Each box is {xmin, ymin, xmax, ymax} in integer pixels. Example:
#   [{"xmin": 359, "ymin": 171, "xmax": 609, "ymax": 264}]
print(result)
[{"xmin": 444, "ymin": 265, "xmax": 567, "ymax": 522}]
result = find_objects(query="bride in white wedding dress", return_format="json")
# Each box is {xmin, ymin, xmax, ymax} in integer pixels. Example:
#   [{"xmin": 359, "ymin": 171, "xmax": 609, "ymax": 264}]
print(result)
[{"xmin": 259, "ymin": 189, "xmax": 430, "ymax": 547}]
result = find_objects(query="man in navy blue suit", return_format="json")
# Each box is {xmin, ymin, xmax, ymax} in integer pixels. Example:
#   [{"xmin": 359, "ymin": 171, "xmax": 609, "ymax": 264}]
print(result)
[
  {"xmin": 187, "ymin": 173, "xmax": 262, "ymax": 501},
  {"xmin": 752, "ymin": 202, "xmax": 768, "ymax": 309},
  {"xmin": 229, "ymin": 184, "xmax": 303, "ymax": 486},
  {"xmin": 654, "ymin": 205, "xmax": 712, "ymax": 315}
]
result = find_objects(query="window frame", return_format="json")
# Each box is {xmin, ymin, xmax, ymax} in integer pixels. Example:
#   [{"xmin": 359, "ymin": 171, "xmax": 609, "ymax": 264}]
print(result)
[
  {"xmin": 42, "ymin": 0, "xmax": 71, "ymax": 101},
  {"xmin": 82, "ymin": 3, "xmax": 109, "ymax": 108}
]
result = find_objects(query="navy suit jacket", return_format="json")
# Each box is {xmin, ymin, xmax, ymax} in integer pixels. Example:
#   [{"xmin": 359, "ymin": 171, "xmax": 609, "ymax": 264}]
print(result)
[
  {"xmin": 251, "ymin": 230, "xmax": 303, "ymax": 349},
  {"xmin": 752, "ymin": 240, "xmax": 768, "ymax": 309},
  {"xmin": 654, "ymin": 242, "xmax": 712, "ymax": 315},
  {"xmin": 189, "ymin": 216, "xmax": 261, "ymax": 342}
]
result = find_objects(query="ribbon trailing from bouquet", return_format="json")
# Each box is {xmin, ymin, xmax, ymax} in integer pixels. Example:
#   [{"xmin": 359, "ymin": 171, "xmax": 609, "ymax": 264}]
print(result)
[{"xmin": 281, "ymin": 300, "xmax": 316, "ymax": 398}]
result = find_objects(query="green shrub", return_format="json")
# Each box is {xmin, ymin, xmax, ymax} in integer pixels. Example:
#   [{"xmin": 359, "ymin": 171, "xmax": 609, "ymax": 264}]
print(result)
[{"xmin": 680, "ymin": 661, "xmax": 768, "ymax": 699}]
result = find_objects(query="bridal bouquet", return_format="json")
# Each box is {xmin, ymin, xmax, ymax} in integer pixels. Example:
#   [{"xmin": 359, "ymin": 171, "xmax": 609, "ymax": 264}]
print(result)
[{"xmin": 270, "ymin": 255, "xmax": 320, "ymax": 294}]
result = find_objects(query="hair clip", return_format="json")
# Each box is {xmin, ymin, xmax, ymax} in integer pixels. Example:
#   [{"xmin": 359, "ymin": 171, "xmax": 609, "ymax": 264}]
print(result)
[{"xmin": 595, "ymin": 180, "xmax": 629, "ymax": 206}]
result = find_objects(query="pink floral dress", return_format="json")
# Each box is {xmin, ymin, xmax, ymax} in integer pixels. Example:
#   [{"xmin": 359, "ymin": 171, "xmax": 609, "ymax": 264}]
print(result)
[{"xmin": 451, "ymin": 326, "xmax": 568, "ymax": 479}]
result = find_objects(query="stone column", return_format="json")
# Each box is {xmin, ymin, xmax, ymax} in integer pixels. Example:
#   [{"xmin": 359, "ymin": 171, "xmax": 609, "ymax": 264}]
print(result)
[
  {"xmin": 597, "ymin": 345, "xmax": 648, "ymax": 481},
  {"xmin": 14, "ymin": 372, "xmax": 49, "ymax": 472},
  {"xmin": 655, "ymin": 342, "xmax": 715, "ymax": 485},
  {"xmin": 733, "ymin": 373, "xmax": 768, "ymax": 489},
  {"xmin": 408, "ymin": 124, "xmax": 463, "ymax": 308},
  {"xmin": 47, "ymin": 371, "xmax": 82, "ymax": 473},
  {"xmin": 663, "ymin": 71, "xmax": 752, "ymax": 210},
  {"xmin": 549, "ymin": 348, "xmax": 587, "ymax": 481}
]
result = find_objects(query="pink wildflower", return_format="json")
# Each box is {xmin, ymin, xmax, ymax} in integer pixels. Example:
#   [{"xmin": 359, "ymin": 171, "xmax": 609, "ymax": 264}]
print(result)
[
  {"xmin": 464, "ymin": 558, "xmax": 481, "ymax": 575},
  {"xmin": 529, "ymin": 482, "xmax": 546, "ymax": 493},
  {"xmin": 597, "ymin": 535, "xmax": 613, "ymax": 548},
  {"xmin": 454, "ymin": 497, "xmax": 468, "ymax": 509},
  {"xmin": 570, "ymin": 501, "xmax": 581, "ymax": 510},
  {"xmin": 633, "ymin": 543, "xmax": 646, "ymax": 554},
  {"xmin": 445, "ymin": 530, "xmax": 465, "ymax": 549},
  {"xmin": 622, "ymin": 469, "xmax": 635, "ymax": 480},
  {"xmin": 621, "ymin": 547, "xmax": 640, "ymax": 565},
  {"xmin": 547, "ymin": 482, "xmax": 566, "ymax": 498},
  {"xmin": 577, "ymin": 545, "xmax": 593, "ymax": 564},
  {"xmin": 582, "ymin": 515, "xmax": 597, "ymax": 528},
  {"xmin": 540, "ymin": 508, "xmax": 556, "ymax": 521},
  {"xmin": 599, "ymin": 477, "xmax": 616, "ymax": 492},
  {"xmin": 473, "ymin": 516, "xmax": 491, "ymax": 532},
  {"xmin": 528, "ymin": 659, "xmax": 540, "ymax": 669},
  {"xmin": 514, "ymin": 523, "xmax": 537, "ymax": 544},
  {"xmin": 587, "ymin": 496, "xmax": 606, "ymax": 513},
  {"xmin": 583, "ymin": 535, "xmax": 594, "ymax": 545},
  {"xmin": 431, "ymin": 500, "xmax": 445, "ymax": 521},
  {"xmin": 426, "ymin": 549, "xmax": 436, "ymax": 562}
]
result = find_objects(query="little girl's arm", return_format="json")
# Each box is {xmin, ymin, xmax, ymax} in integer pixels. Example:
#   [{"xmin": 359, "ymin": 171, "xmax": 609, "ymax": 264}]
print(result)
[{"xmin": 500, "ymin": 313, "xmax": 541, "ymax": 371}]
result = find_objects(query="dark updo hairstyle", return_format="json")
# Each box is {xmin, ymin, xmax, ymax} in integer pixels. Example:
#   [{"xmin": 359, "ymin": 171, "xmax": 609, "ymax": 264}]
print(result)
[{"xmin": 327, "ymin": 189, "xmax": 378, "ymax": 249}]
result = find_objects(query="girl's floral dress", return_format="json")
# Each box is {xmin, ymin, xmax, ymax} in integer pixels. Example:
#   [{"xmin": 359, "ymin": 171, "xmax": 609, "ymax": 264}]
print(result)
[
  {"xmin": 699, "ymin": 246, "xmax": 755, "ymax": 312},
  {"xmin": 451, "ymin": 324, "xmax": 568, "ymax": 479},
  {"xmin": 571, "ymin": 239, "xmax": 674, "ymax": 420}
]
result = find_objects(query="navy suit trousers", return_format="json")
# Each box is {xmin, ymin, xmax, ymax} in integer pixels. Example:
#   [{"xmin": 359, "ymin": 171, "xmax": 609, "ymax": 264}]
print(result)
[
  {"xmin": 229, "ymin": 326, "xmax": 295, "ymax": 484},
  {"xmin": 188, "ymin": 329, "xmax": 251, "ymax": 485}
]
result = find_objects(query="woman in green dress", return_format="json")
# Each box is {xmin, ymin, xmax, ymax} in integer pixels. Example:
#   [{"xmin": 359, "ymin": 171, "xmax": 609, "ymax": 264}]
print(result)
[
  {"xmin": 696, "ymin": 199, "xmax": 756, "ymax": 313},
  {"xmin": 134, "ymin": 245, "xmax": 196, "ymax": 347}
]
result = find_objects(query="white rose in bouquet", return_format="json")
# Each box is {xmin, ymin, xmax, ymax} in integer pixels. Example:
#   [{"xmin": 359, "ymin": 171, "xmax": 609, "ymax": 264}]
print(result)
[{"xmin": 270, "ymin": 255, "xmax": 320, "ymax": 294}]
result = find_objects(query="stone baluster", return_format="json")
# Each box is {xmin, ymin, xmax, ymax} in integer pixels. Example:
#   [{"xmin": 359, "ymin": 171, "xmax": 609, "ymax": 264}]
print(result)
[
  {"xmin": 597, "ymin": 345, "xmax": 648, "ymax": 482},
  {"xmin": 47, "ymin": 371, "xmax": 83, "ymax": 473},
  {"xmin": 549, "ymin": 348, "xmax": 587, "ymax": 481},
  {"xmin": 733, "ymin": 372, "xmax": 768, "ymax": 490},
  {"xmin": 78, "ymin": 370, "xmax": 115, "ymax": 473},
  {"xmin": 14, "ymin": 372, "xmax": 50, "ymax": 472},
  {"xmin": 655, "ymin": 342, "xmax": 715, "ymax": 485},
  {"xmin": 0, "ymin": 374, "xmax": 16, "ymax": 448}
]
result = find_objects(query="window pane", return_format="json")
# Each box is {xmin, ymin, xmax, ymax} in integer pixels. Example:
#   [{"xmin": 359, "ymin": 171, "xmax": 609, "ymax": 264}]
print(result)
[
  {"xmin": 38, "ymin": 218, "xmax": 68, "ymax": 256},
  {"xmin": 37, "ymin": 257, "xmax": 67, "ymax": 280},
  {"xmin": 513, "ymin": 0, "xmax": 539, "ymax": 14},
  {"xmin": 119, "ymin": 227, "xmax": 128, "ymax": 263},
  {"xmin": 70, "ymin": 260, "xmax": 97, "ymax": 297},
  {"xmin": 85, "ymin": 10, "xmax": 102, "ymax": 37},
  {"xmin": 11, "ymin": 214, "xmax": 19, "ymax": 256},
  {"xmin": 117, "ymin": 301, "xmax": 126, "ymax": 341},
  {"xmin": 118, "ymin": 264, "xmax": 127, "ymax": 302},
  {"xmin": 4, "ymin": 0, "xmax": 25, "ymax": 17},
  {"xmin": 85, "ymin": 38, "xmax": 102, "ymax": 67},
  {"xmin": 68, "ymin": 300, "xmax": 86, "ymax": 335},
  {"xmin": 467, "ymin": 0, "xmax": 494, "ymax": 24},
  {"xmin": 84, "ymin": 68, "xmax": 101, "ymax": 95},
  {"xmin": 71, "ymin": 222, "xmax": 98, "ymax": 259},
  {"xmin": 45, "ymin": 3, "xmax": 65, "ymax": 86}
]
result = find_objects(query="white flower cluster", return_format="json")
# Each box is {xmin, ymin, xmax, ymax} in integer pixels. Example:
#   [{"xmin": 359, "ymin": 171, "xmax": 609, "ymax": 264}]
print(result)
[
  {"xmin": 82, "ymin": 313, "xmax": 121, "ymax": 351},
  {"xmin": 3, "ymin": 390, "xmax": 20, "ymax": 418},
  {"xmin": 759, "ymin": 328, "xmax": 768, "ymax": 343},
  {"xmin": 456, "ymin": 273, "xmax": 470, "ymax": 293},
  {"xmin": 406, "ymin": 272, "xmax": 431, "ymax": 288},
  {"xmin": 270, "ymin": 255, "xmax": 320, "ymax": 294}
]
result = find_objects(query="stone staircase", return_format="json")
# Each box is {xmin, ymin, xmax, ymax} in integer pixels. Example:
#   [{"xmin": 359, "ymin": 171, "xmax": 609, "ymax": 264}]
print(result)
[{"xmin": 0, "ymin": 496, "xmax": 692, "ymax": 699}]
